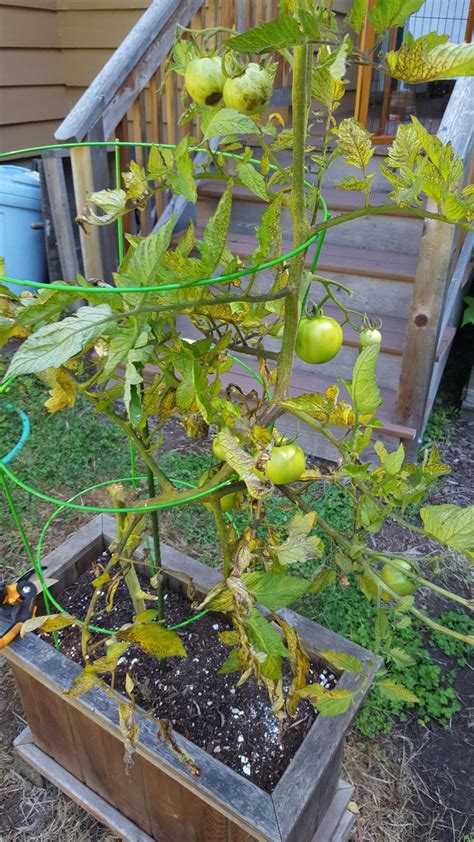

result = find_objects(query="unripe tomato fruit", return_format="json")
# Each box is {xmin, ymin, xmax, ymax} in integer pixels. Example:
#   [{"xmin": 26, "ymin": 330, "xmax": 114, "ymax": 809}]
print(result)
[
  {"xmin": 265, "ymin": 444, "xmax": 306, "ymax": 485},
  {"xmin": 212, "ymin": 434, "xmax": 226, "ymax": 462},
  {"xmin": 199, "ymin": 471, "xmax": 236, "ymax": 512},
  {"xmin": 296, "ymin": 315, "xmax": 343, "ymax": 365},
  {"xmin": 223, "ymin": 63, "xmax": 273, "ymax": 115},
  {"xmin": 184, "ymin": 57, "xmax": 225, "ymax": 106},
  {"xmin": 360, "ymin": 328, "xmax": 382, "ymax": 347},
  {"xmin": 380, "ymin": 560, "xmax": 418, "ymax": 596}
]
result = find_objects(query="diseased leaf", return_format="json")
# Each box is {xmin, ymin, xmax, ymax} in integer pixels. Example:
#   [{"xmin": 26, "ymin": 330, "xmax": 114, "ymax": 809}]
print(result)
[
  {"xmin": 348, "ymin": 344, "xmax": 383, "ymax": 416},
  {"xmin": 280, "ymin": 386, "xmax": 356, "ymax": 427},
  {"xmin": 216, "ymin": 428, "xmax": 271, "ymax": 499},
  {"xmin": 276, "ymin": 616, "xmax": 310, "ymax": 716},
  {"xmin": 319, "ymin": 650, "xmax": 363, "ymax": 673},
  {"xmin": 389, "ymin": 647, "xmax": 416, "ymax": 668},
  {"xmin": 77, "ymin": 188, "xmax": 128, "ymax": 227},
  {"xmin": 369, "ymin": 0, "xmax": 425, "ymax": 34},
  {"xmin": 91, "ymin": 642, "xmax": 129, "ymax": 674},
  {"xmin": 21, "ymin": 612, "xmax": 77, "ymax": 636},
  {"xmin": 378, "ymin": 679, "xmax": 419, "ymax": 704},
  {"xmin": 118, "ymin": 700, "xmax": 139, "ymax": 773},
  {"xmin": 308, "ymin": 567, "xmax": 337, "ymax": 594},
  {"xmin": 117, "ymin": 622, "xmax": 186, "ymax": 658},
  {"xmin": 171, "ymin": 136, "xmax": 197, "ymax": 203},
  {"xmin": 271, "ymin": 511, "xmax": 323, "ymax": 567},
  {"xmin": 385, "ymin": 124, "xmax": 422, "ymax": 170},
  {"xmin": 236, "ymin": 160, "xmax": 269, "ymax": 201},
  {"xmin": 245, "ymin": 608, "xmax": 289, "ymax": 679},
  {"xmin": 203, "ymin": 108, "xmax": 258, "ymax": 140},
  {"xmin": 242, "ymin": 571, "xmax": 309, "ymax": 611},
  {"xmin": 44, "ymin": 369, "xmax": 77, "ymax": 413},
  {"xmin": 420, "ymin": 504, "xmax": 474, "ymax": 559},
  {"xmin": 66, "ymin": 666, "xmax": 98, "ymax": 698},
  {"xmin": 198, "ymin": 183, "xmax": 233, "ymax": 271},
  {"xmin": 97, "ymin": 327, "xmax": 137, "ymax": 384},
  {"xmin": 386, "ymin": 33, "xmax": 474, "ymax": 83},
  {"xmin": 333, "ymin": 118, "xmax": 374, "ymax": 170},
  {"xmin": 299, "ymin": 684, "xmax": 354, "ymax": 716},
  {"xmin": 5, "ymin": 304, "xmax": 112, "ymax": 377}
]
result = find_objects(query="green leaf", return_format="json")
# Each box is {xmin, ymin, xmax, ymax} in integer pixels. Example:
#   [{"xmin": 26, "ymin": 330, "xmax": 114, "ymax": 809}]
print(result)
[
  {"xmin": 347, "ymin": 0, "xmax": 368, "ymax": 33},
  {"xmin": 348, "ymin": 343, "xmax": 383, "ymax": 416},
  {"xmin": 334, "ymin": 118, "xmax": 374, "ymax": 170},
  {"xmin": 5, "ymin": 304, "xmax": 112, "ymax": 377},
  {"xmin": 117, "ymin": 622, "xmax": 186, "ymax": 658},
  {"xmin": 420, "ymin": 504, "xmax": 474, "ymax": 559},
  {"xmin": 198, "ymin": 182, "xmax": 233, "ymax": 271},
  {"xmin": 319, "ymin": 651, "xmax": 363, "ymax": 673},
  {"xmin": 312, "ymin": 46, "xmax": 346, "ymax": 107},
  {"xmin": 125, "ymin": 215, "xmax": 175, "ymax": 291},
  {"xmin": 77, "ymin": 188, "xmax": 128, "ymax": 227},
  {"xmin": 378, "ymin": 679, "xmax": 419, "ymax": 704},
  {"xmin": 389, "ymin": 647, "xmax": 416, "ymax": 668},
  {"xmin": 97, "ymin": 327, "xmax": 137, "ymax": 384},
  {"xmin": 386, "ymin": 33, "xmax": 474, "ymax": 83},
  {"xmin": 359, "ymin": 495, "xmax": 385, "ymax": 533},
  {"xmin": 252, "ymin": 193, "xmax": 283, "ymax": 266},
  {"xmin": 216, "ymin": 427, "xmax": 271, "ymax": 499},
  {"xmin": 92, "ymin": 642, "xmax": 129, "ymax": 674},
  {"xmin": 299, "ymin": 684, "xmax": 354, "ymax": 716},
  {"xmin": 382, "ymin": 442, "xmax": 405, "ymax": 475},
  {"xmin": 202, "ymin": 108, "xmax": 258, "ymax": 141},
  {"xmin": 242, "ymin": 571, "xmax": 309, "ymax": 611},
  {"xmin": 225, "ymin": 13, "xmax": 304, "ymax": 53},
  {"xmin": 369, "ymin": 0, "xmax": 425, "ymax": 35},
  {"xmin": 235, "ymin": 160, "xmax": 269, "ymax": 201},
  {"xmin": 271, "ymin": 511, "xmax": 323, "ymax": 567},
  {"xmin": 218, "ymin": 649, "xmax": 241, "ymax": 674},
  {"xmin": 461, "ymin": 296, "xmax": 474, "ymax": 328},
  {"xmin": 336, "ymin": 175, "xmax": 374, "ymax": 193},
  {"xmin": 170, "ymin": 136, "xmax": 197, "ymax": 203},
  {"xmin": 307, "ymin": 567, "xmax": 337, "ymax": 594},
  {"xmin": 245, "ymin": 608, "xmax": 288, "ymax": 679}
]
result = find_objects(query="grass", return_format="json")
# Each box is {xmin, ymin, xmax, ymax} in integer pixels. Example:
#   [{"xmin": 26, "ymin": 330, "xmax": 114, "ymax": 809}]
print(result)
[{"xmin": 1, "ymin": 365, "xmax": 470, "ymax": 740}]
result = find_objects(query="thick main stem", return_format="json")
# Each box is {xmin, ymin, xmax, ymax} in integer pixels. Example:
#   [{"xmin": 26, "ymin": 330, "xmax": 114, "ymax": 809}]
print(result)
[
  {"xmin": 145, "ymin": 423, "xmax": 164, "ymax": 621},
  {"xmin": 264, "ymin": 45, "xmax": 310, "ymax": 416}
]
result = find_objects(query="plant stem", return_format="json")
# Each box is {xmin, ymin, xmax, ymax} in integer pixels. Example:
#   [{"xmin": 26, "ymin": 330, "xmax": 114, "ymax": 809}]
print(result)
[
  {"xmin": 211, "ymin": 499, "xmax": 233, "ymax": 578},
  {"xmin": 264, "ymin": 44, "xmax": 310, "ymax": 418},
  {"xmin": 144, "ymin": 424, "xmax": 164, "ymax": 621}
]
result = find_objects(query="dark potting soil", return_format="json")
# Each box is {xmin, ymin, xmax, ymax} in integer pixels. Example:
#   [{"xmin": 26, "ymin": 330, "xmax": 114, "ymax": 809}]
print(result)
[{"xmin": 48, "ymin": 565, "xmax": 336, "ymax": 793}]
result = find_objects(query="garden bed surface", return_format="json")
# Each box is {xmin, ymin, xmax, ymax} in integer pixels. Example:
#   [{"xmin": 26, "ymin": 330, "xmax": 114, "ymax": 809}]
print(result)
[{"xmin": 50, "ymin": 565, "xmax": 337, "ymax": 793}]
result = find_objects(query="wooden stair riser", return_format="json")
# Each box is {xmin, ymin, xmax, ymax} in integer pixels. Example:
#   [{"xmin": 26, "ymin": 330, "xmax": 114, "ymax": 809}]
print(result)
[{"xmin": 196, "ymin": 197, "xmax": 424, "ymax": 255}]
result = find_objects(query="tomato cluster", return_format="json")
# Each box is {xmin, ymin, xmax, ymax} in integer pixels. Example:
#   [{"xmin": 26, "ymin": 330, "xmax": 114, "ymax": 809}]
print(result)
[{"xmin": 185, "ymin": 56, "xmax": 272, "ymax": 115}]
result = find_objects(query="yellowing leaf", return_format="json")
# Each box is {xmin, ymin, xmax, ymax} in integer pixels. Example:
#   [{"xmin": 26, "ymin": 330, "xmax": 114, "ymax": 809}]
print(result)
[
  {"xmin": 117, "ymin": 621, "xmax": 186, "ymax": 658},
  {"xmin": 216, "ymin": 428, "xmax": 271, "ymax": 499},
  {"xmin": 420, "ymin": 504, "xmax": 474, "ymax": 558},
  {"xmin": 66, "ymin": 666, "xmax": 98, "ymax": 698},
  {"xmin": 118, "ymin": 700, "xmax": 139, "ymax": 772},
  {"xmin": 21, "ymin": 612, "xmax": 77, "ymax": 636},
  {"xmin": 44, "ymin": 369, "xmax": 77, "ymax": 413},
  {"xmin": 236, "ymin": 160, "xmax": 269, "ymax": 201},
  {"xmin": 333, "ymin": 118, "xmax": 374, "ymax": 170},
  {"xmin": 299, "ymin": 684, "xmax": 354, "ymax": 716},
  {"xmin": 385, "ymin": 124, "xmax": 422, "ymax": 170},
  {"xmin": 319, "ymin": 650, "xmax": 363, "ymax": 673},
  {"xmin": 386, "ymin": 33, "xmax": 474, "ymax": 84},
  {"xmin": 378, "ymin": 679, "xmax": 419, "ymax": 704},
  {"xmin": 280, "ymin": 387, "xmax": 356, "ymax": 427},
  {"xmin": 91, "ymin": 641, "xmax": 129, "ymax": 674},
  {"xmin": 270, "ymin": 511, "xmax": 323, "ymax": 567}
]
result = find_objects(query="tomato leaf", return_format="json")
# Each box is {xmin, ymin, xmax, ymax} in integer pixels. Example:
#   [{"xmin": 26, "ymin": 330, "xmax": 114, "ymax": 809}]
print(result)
[
  {"xmin": 225, "ymin": 13, "xmax": 304, "ymax": 53},
  {"xmin": 378, "ymin": 679, "xmax": 419, "ymax": 704},
  {"xmin": 420, "ymin": 504, "xmax": 474, "ymax": 560},
  {"xmin": 20, "ymin": 613, "xmax": 77, "ymax": 636},
  {"xmin": 348, "ymin": 343, "xmax": 383, "ymax": 416},
  {"xmin": 117, "ymin": 622, "xmax": 186, "ymax": 658},
  {"xmin": 245, "ymin": 608, "xmax": 288, "ymax": 679},
  {"xmin": 215, "ymin": 427, "xmax": 271, "ymax": 499},
  {"xmin": 242, "ymin": 571, "xmax": 309, "ymax": 611},
  {"xmin": 235, "ymin": 160, "xmax": 269, "ymax": 201},
  {"xmin": 5, "ymin": 304, "xmax": 112, "ymax": 377},
  {"xmin": 369, "ymin": 0, "xmax": 425, "ymax": 35},
  {"xmin": 299, "ymin": 684, "xmax": 354, "ymax": 716},
  {"xmin": 347, "ymin": 0, "xmax": 368, "ymax": 33},
  {"xmin": 333, "ymin": 118, "xmax": 374, "ymax": 170},
  {"xmin": 270, "ymin": 511, "xmax": 323, "ymax": 567},
  {"xmin": 319, "ymin": 650, "xmax": 363, "ymax": 673},
  {"xmin": 386, "ymin": 33, "xmax": 474, "ymax": 83},
  {"xmin": 307, "ymin": 566, "xmax": 337, "ymax": 594},
  {"xmin": 203, "ymin": 108, "xmax": 258, "ymax": 140}
]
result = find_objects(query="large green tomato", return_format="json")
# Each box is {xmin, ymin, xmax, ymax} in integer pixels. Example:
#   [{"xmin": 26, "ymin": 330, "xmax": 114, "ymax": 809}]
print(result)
[
  {"xmin": 296, "ymin": 315, "xmax": 343, "ymax": 365},
  {"xmin": 185, "ymin": 57, "xmax": 225, "ymax": 106},
  {"xmin": 199, "ymin": 471, "xmax": 236, "ymax": 512},
  {"xmin": 380, "ymin": 560, "xmax": 418, "ymax": 596},
  {"xmin": 360, "ymin": 328, "xmax": 382, "ymax": 347},
  {"xmin": 265, "ymin": 444, "xmax": 306, "ymax": 484},
  {"xmin": 223, "ymin": 63, "xmax": 273, "ymax": 115}
]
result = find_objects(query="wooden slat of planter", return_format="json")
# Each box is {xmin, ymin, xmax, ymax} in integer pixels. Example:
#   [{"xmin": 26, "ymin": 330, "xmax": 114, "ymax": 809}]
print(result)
[{"xmin": 14, "ymin": 728, "xmax": 153, "ymax": 842}]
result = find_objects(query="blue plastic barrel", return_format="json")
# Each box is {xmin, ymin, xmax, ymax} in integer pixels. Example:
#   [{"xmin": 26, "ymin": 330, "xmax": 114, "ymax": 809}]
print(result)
[{"xmin": 0, "ymin": 165, "xmax": 47, "ymax": 294}]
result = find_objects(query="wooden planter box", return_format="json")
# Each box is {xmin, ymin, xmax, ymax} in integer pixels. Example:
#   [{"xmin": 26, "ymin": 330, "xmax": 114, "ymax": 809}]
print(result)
[{"xmin": 5, "ymin": 516, "xmax": 379, "ymax": 842}]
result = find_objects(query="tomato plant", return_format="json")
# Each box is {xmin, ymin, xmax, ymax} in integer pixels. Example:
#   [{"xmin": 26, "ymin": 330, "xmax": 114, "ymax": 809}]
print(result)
[
  {"xmin": 296, "ymin": 315, "xmax": 344, "ymax": 364},
  {"xmin": 2, "ymin": 0, "xmax": 473, "ymax": 756}
]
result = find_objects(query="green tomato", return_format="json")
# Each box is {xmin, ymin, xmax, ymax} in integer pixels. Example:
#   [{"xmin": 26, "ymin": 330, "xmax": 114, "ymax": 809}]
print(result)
[
  {"xmin": 199, "ymin": 470, "xmax": 236, "ymax": 513},
  {"xmin": 184, "ymin": 57, "xmax": 225, "ymax": 106},
  {"xmin": 296, "ymin": 315, "xmax": 343, "ymax": 365},
  {"xmin": 212, "ymin": 434, "xmax": 226, "ymax": 462},
  {"xmin": 268, "ymin": 322, "xmax": 284, "ymax": 338},
  {"xmin": 380, "ymin": 560, "xmax": 418, "ymax": 596},
  {"xmin": 265, "ymin": 444, "xmax": 306, "ymax": 485},
  {"xmin": 223, "ymin": 63, "xmax": 273, "ymax": 115},
  {"xmin": 360, "ymin": 328, "xmax": 382, "ymax": 347}
]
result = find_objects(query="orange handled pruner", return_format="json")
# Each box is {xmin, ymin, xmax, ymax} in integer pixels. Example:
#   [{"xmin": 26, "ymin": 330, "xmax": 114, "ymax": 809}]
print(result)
[{"xmin": 0, "ymin": 568, "xmax": 50, "ymax": 649}]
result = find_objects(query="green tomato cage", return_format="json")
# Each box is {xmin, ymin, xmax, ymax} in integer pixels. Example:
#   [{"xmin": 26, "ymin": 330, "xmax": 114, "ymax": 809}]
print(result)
[{"xmin": 0, "ymin": 140, "xmax": 328, "ymax": 640}]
